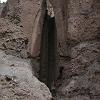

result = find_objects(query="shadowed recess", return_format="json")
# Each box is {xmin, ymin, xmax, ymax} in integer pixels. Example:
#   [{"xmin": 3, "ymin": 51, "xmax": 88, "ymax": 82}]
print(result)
[{"xmin": 39, "ymin": 10, "xmax": 57, "ymax": 90}]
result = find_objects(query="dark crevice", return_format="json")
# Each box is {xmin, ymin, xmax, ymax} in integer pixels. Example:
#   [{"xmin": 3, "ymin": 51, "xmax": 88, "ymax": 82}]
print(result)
[
  {"xmin": 39, "ymin": 9, "xmax": 57, "ymax": 91},
  {"xmin": 57, "ymin": 66, "xmax": 64, "ymax": 80}
]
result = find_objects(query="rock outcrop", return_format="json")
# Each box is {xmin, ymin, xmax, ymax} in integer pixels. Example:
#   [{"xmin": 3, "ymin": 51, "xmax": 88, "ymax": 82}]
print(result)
[
  {"xmin": 1, "ymin": 0, "xmax": 43, "ymax": 57},
  {"xmin": 0, "ymin": 50, "xmax": 52, "ymax": 100},
  {"xmin": 0, "ymin": 1, "xmax": 52, "ymax": 100},
  {"xmin": 0, "ymin": 0, "xmax": 100, "ymax": 100},
  {"xmin": 0, "ymin": 18, "xmax": 29, "ymax": 58},
  {"xmin": 53, "ymin": 0, "xmax": 100, "ymax": 100}
]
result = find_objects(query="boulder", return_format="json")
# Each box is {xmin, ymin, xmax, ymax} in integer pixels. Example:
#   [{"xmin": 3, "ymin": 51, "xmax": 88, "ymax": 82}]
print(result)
[{"xmin": 0, "ymin": 50, "xmax": 52, "ymax": 100}]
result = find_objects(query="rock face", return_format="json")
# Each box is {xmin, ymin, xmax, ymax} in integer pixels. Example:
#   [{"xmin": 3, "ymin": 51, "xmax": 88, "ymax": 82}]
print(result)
[
  {"xmin": 1, "ymin": 0, "xmax": 43, "ymax": 57},
  {"xmin": 0, "ymin": 75, "xmax": 52, "ymax": 100},
  {"xmin": 0, "ymin": 18, "xmax": 28, "ymax": 58},
  {"xmin": 0, "ymin": 50, "xmax": 52, "ymax": 100},
  {"xmin": 53, "ymin": 0, "xmax": 100, "ymax": 100},
  {"xmin": 1, "ymin": 0, "xmax": 55, "ymax": 57},
  {"xmin": 1, "ymin": 0, "xmax": 100, "ymax": 100},
  {"xmin": 0, "ymin": 3, "xmax": 5, "ymax": 15},
  {"xmin": 0, "ymin": 1, "xmax": 52, "ymax": 100}
]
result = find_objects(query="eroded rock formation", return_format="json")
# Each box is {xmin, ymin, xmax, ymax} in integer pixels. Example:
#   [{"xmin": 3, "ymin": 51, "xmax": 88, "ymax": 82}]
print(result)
[
  {"xmin": 0, "ymin": 50, "xmax": 52, "ymax": 100},
  {"xmin": 54, "ymin": 0, "xmax": 100, "ymax": 100},
  {"xmin": 0, "ymin": 0, "xmax": 100, "ymax": 100},
  {"xmin": 0, "ymin": 1, "xmax": 52, "ymax": 100}
]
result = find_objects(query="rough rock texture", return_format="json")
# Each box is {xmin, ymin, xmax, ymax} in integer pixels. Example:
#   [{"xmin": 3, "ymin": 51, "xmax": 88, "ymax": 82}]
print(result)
[
  {"xmin": 0, "ymin": 75, "xmax": 52, "ymax": 100},
  {"xmin": 54, "ymin": 0, "xmax": 100, "ymax": 100},
  {"xmin": 0, "ymin": 1, "xmax": 52, "ymax": 100},
  {"xmin": 1, "ymin": 0, "xmax": 43, "ymax": 57},
  {"xmin": 1, "ymin": 0, "xmax": 100, "ymax": 100},
  {"xmin": 1, "ymin": 0, "xmax": 55, "ymax": 57},
  {"xmin": 0, "ymin": 18, "xmax": 28, "ymax": 58},
  {"xmin": 57, "ymin": 41, "xmax": 100, "ymax": 100},
  {"xmin": 0, "ymin": 50, "xmax": 52, "ymax": 100}
]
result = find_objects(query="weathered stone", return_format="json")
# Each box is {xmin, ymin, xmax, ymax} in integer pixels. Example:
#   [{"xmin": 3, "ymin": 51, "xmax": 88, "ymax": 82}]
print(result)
[
  {"xmin": 0, "ymin": 50, "xmax": 52, "ymax": 100},
  {"xmin": 0, "ymin": 0, "xmax": 100, "ymax": 100}
]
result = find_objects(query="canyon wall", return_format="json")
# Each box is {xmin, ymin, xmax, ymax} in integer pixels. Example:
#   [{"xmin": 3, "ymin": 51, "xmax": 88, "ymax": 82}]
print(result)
[
  {"xmin": 1, "ymin": 0, "xmax": 43, "ymax": 57},
  {"xmin": 53, "ymin": 0, "xmax": 100, "ymax": 100},
  {"xmin": 1, "ymin": 0, "xmax": 100, "ymax": 99}
]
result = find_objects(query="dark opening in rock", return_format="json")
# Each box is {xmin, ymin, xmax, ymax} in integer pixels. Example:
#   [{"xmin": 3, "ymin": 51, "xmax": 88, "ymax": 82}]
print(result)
[{"xmin": 39, "ymin": 10, "xmax": 57, "ymax": 90}]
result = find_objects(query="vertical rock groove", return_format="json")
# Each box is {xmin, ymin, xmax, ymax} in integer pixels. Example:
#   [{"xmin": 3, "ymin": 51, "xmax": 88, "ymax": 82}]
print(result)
[
  {"xmin": 47, "ymin": 16, "xmax": 57, "ymax": 89},
  {"xmin": 39, "ymin": 10, "xmax": 49, "ymax": 85},
  {"xmin": 39, "ymin": 9, "xmax": 57, "ymax": 90}
]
